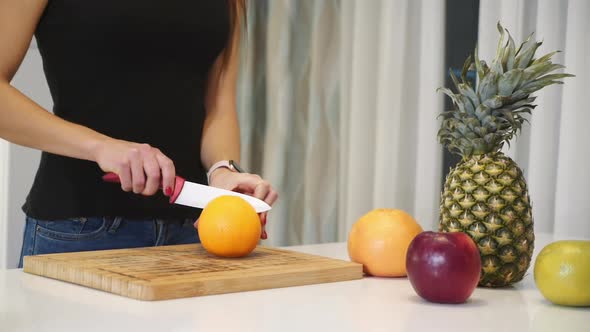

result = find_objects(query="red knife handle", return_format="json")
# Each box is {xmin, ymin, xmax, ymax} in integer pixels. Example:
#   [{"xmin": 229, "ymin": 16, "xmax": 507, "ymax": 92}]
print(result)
[{"xmin": 101, "ymin": 172, "xmax": 185, "ymax": 204}]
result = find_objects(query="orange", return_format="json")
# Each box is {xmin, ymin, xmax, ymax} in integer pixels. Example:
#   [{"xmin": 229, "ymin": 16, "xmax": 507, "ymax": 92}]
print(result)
[
  {"xmin": 348, "ymin": 209, "xmax": 423, "ymax": 277},
  {"xmin": 197, "ymin": 195, "xmax": 261, "ymax": 258}
]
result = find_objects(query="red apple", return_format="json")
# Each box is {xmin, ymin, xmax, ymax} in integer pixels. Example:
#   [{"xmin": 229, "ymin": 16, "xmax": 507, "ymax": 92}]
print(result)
[{"xmin": 406, "ymin": 231, "xmax": 481, "ymax": 304}]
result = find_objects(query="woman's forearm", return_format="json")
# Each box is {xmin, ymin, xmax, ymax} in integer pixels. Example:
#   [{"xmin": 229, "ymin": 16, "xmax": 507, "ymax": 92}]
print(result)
[
  {"xmin": 0, "ymin": 81, "xmax": 108, "ymax": 161},
  {"xmin": 200, "ymin": 97, "xmax": 241, "ymax": 170}
]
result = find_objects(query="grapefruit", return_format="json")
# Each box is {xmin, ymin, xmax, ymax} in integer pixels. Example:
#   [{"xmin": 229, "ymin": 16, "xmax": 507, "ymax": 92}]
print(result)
[
  {"xmin": 534, "ymin": 240, "xmax": 590, "ymax": 307},
  {"xmin": 348, "ymin": 209, "xmax": 423, "ymax": 277}
]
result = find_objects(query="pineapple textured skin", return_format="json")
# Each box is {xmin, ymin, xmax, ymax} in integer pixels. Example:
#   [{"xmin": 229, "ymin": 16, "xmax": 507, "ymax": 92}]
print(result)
[{"xmin": 439, "ymin": 153, "xmax": 534, "ymax": 287}]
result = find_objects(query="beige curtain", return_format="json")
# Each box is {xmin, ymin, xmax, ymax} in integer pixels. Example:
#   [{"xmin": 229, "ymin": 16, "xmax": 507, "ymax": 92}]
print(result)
[
  {"xmin": 238, "ymin": 0, "xmax": 446, "ymax": 246},
  {"xmin": 479, "ymin": 0, "xmax": 590, "ymax": 237}
]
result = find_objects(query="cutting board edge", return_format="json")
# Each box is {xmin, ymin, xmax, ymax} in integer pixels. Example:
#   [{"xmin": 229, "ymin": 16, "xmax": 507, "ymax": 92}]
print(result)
[
  {"xmin": 140, "ymin": 263, "xmax": 364, "ymax": 301},
  {"xmin": 23, "ymin": 256, "xmax": 151, "ymax": 299}
]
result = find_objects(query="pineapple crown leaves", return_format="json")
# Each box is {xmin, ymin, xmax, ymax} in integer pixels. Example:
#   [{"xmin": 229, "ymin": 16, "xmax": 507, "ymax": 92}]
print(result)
[{"xmin": 437, "ymin": 22, "xmax": 575, "ymax": 157}]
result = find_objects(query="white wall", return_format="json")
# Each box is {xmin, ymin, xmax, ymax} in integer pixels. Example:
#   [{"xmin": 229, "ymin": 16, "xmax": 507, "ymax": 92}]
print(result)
[
  {"xmin": 0, "ymin": 41, "xmax": 50, "ymax": 269},
  {"xmin": 0, "ymin": 136, "xmax": 9, "ymax": 269}
]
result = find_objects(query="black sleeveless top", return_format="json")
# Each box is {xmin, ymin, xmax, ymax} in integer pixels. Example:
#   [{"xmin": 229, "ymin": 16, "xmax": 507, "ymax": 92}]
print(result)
[{"xmin": 22, "ymin": 1, "xmax": 230, "ymax": 220}]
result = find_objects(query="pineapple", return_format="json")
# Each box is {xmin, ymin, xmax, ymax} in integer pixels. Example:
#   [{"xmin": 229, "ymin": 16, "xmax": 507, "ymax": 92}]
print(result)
[{"xmin": 437, "ymin": 22, "xmax": 574, "ymax": 287}]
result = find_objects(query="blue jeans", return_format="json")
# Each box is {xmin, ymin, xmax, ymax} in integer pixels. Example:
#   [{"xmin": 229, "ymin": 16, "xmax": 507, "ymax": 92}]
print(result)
[{"xmin": 18, "ymin": 216, "xmax": 200, "ymax": 268}]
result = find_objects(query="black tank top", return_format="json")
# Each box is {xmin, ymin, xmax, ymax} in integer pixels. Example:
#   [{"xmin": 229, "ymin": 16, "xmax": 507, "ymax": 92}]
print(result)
[{"xmin": 22, "ymin": 1, "xmax": 230, "ymax": 220}]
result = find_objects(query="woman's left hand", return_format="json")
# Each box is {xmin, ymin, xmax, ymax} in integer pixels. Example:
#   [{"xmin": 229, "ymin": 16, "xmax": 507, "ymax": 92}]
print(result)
[{"xmin": 202, "ymin": 168, "xmax": 278, "ymax": 239}]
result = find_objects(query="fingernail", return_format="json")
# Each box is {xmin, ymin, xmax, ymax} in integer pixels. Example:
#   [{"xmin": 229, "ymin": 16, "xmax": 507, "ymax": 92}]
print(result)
[{"xmin": 165, "ymin": 187, "xmax": 172, "ymax": 196}]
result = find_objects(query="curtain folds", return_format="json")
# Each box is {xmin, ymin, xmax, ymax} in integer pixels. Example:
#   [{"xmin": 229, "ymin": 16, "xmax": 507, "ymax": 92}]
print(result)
[
  {"xmin": 479, "ymin": 0, "xmax": 590, "ymax": 237},
  {"xmin": 238, "ymin": 0, "xmax": 446, "ymax": 246}
]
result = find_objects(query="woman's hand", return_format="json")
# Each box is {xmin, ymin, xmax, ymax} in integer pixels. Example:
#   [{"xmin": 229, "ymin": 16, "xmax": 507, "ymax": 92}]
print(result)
[
  {"xmin": 207, "ymin": 168, "xmax": 278, "ymax": 239},
  {"xmin": 93, "ymin": 138, "xmax": 176, "ymax": 196}
]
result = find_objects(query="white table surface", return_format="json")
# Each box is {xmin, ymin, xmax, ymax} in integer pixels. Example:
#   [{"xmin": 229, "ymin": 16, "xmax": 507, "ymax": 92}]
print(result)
[{"xmin": 1, "ymin": 232, "xmax": 589, "ymax": 332}]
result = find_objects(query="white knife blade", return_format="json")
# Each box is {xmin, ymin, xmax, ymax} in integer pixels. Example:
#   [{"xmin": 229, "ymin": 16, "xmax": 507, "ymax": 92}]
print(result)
[
  {"xmin": 102, "ymin": 173, "xmax": 271, "ymax": 213},
  {"xmin": 173, "ymin": 179, "xmax": 271, "ymax": 213}
]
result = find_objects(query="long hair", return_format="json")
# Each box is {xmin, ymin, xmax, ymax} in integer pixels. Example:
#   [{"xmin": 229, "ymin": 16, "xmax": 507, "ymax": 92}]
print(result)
[
  {"xmin": 206, "ymin": 1, "xmax": 246, "ymax": 108},
  {"xmin": 221, "ymin": 0, "xmax": 246, "ymax": 72}
]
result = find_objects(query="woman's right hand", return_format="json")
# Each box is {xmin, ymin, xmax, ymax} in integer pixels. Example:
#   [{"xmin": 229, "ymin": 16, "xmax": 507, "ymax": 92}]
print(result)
[{"xmin": 93, "ymin": 139, "xmax": 176, "ymax": 196}]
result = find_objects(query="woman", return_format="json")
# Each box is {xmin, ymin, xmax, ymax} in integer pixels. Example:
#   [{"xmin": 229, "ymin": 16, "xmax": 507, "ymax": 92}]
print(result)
[{"xmin": 0, "ymin": 1, "xmax": 277, "ymax": 268}]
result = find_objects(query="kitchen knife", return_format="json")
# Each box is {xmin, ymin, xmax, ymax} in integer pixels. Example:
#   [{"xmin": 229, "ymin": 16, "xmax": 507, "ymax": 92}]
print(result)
[{"xmin": 102, "ymin": 173, "xmax": 272, "ymax": 213}]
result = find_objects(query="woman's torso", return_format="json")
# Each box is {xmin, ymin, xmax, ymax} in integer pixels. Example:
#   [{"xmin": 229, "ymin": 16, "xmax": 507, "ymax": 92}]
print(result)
[{"xmin": 23, "ymin": 0, "xmax": 229, "ymax": 220}]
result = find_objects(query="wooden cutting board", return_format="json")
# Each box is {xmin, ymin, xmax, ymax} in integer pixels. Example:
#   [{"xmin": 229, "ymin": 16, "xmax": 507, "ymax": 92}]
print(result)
[{"xmin": 23, "ymin": 244, "xmax": 363, "ymax": 301}]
